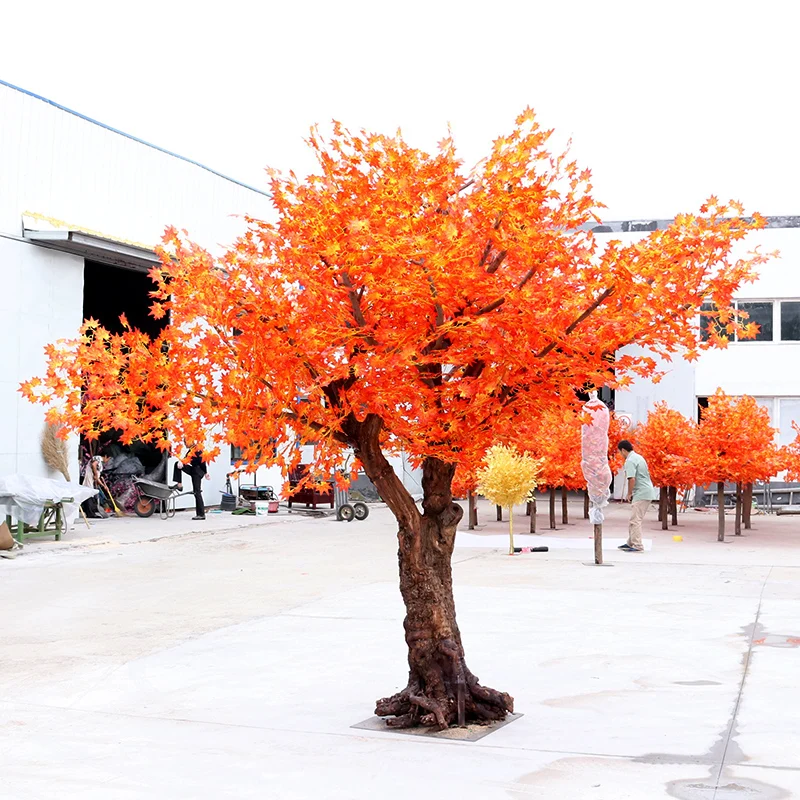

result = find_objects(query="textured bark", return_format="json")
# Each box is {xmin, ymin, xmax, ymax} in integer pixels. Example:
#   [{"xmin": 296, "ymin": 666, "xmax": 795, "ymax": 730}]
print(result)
[
  {"xmin": 496, "ymin": 505, "xmax": 503, "ymax": 522},
  {"xmin": 717, "ymin": 482, "xmax": 726, "ymax": 541},
  {"xmin": 530, "ymin": 497, "xmax": 537, "ymax": 533},
  {"xmin": 583, "ymin": 490, "xmax": 590, "ymax": 520},
  {"xmin": 549, "ymin": 487, "xmax": 556, "ymax": 529},
  {"xmin": 735, "ymin": 483, "xmax": 742, "ymax": 536},
  {"xmin": 670, "ymin": 486, "xmax": 679, "ymax": 527},
  {"xmin": 561, "ymin": 487, "xmax": 568, "ymax": 524},
  {"xmin": 659, "ymin": 487, "xmax": 669, "ymax": 530},
  {"xmin": 354, "ymin": 416, "xmax": 512, "ymax": 730},
  {"xmin": 743, "ymin": 483, "xmax": 753, "ymax": 530},
  {"xmin": 526, "ymin": 501, "xmax": 531, "ymax": 516},
  {"xmin": 468, "ymin": 491, "xmax": 477, "ymax": 530}
]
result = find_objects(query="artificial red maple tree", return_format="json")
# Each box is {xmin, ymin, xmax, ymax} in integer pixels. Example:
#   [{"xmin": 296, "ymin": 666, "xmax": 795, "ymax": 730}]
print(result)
[
  {"xmin": 633, "ymin": 403, "xmax": 697, "ymax": 528},
  {"xmin": 784, "ymin": 425, "xmax": 800, "ymax": 483},
  {"xmin": 693, "ymin": 391, "xmax": 782, "ymax": 540},
  {"xmin": 22, "ymin": 110, "xmax": 768, "ymax": 729}
]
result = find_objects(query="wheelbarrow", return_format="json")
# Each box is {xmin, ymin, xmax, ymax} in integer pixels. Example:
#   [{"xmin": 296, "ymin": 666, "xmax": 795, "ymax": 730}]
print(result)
[
  {"xmin": 133, "ymin": 477, "xmax": 192, "ymax": 519},
  {"xmin": 333, "ymin": 483, "xmax": 370, "ymax": 522}
]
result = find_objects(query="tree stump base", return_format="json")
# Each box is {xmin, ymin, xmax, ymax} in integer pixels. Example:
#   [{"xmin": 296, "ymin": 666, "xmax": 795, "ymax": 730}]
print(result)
[{"xmin": 352, "ymin": 712, "xmax": 524, "ymax": 742}]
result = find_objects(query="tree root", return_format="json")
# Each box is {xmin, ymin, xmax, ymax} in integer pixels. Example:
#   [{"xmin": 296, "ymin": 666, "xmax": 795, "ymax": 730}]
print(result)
[{"xmin": 375, "ymin": 644, "xmax": 513, "ymax": 731}]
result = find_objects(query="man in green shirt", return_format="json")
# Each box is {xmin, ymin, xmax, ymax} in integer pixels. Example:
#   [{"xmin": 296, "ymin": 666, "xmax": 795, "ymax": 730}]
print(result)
[{"xmin": 617, "ymin": 440, "xmax": 655, "ymax": 552}]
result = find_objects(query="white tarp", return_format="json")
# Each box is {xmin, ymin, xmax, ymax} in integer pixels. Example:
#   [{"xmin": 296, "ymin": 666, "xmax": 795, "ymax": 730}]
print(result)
[
  {"xmin": 580, "ymin": 398, "xmax": 613, "ymax": 525},
  {"xmin": 0, "ymin": 474, "xmax": 97, "ymax": 528}
]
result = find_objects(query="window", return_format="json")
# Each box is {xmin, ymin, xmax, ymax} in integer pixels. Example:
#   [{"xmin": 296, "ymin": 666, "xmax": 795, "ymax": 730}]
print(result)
[
  {"xmin": 700, "ymin": 298, "xmax": 800, "ymax": 343},
  {"xmin": 779, "ymin": 399, "xmax": 800, "ymax": 446},
  {"xmin": 736, "ymin": 301, "xmax": 773, "ymax": 342},
  {"xmin": 699, "ymin": 303, "xmax": 726, "ymax": 342},
  {"xmin": 780, "ymin": 302, "xmax": 800, "ymax": 341},
  {"xmin": 754, "ymin": 397, "xmax": 775, "ymax": 426}
]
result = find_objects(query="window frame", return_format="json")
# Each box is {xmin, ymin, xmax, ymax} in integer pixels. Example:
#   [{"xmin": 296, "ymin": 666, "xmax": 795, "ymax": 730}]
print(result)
[{"xmin": 698, "ymin": 298, "xmax": 800, "ymax": 344}]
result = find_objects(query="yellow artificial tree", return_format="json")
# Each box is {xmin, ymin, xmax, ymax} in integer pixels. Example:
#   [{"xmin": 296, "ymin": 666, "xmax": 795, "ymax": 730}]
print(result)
[{"xmin": 477, "ymin": 445, "xmax": 542, "ymax": 554}]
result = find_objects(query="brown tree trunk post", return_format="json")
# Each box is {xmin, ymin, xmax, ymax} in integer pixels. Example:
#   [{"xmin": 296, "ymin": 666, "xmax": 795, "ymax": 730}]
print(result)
[
  {"xmin": 743, "ymin": 483, "xmax": 753, "ymax": 530},
  {"xmin": 549, "ymin": 487, "xmax": 557, "ymax": 529},
  {"xmin": 561, "ymin": 486, "xmax": 568, "ymax": 524},
  {"xmin": 496, "ymin": 505, "xmax": 502, "ymax": 522},
  {"xmin": 670, "ymin": 486, "xmax": 678, "ymax": 527},
  {"xmin": 657, "ymin": 488, "xmax": 663, "ymax": 522},
  {"xmin": 584, "ymin": 490, "xmax": 590, "ymax": 520},
  {"xmin": 594, "ymin": 524, "xmax": 603, "ymax": 565},
  {"xmin": 530, "ymin": 496, "xmax": 537, "ymax": 533},
  {"xmin": 355, "ymin": 420, "xmax": 512, "ymax": 730},
  {"xmin": 660, "ymin": 486, "xmax": 669, "ymax": 530},
  {"xmin": 526, "ymin": 501, "xmax": 531, "ymax": 516},
  {"xmin": 717, "ymin": 481, "xmax": 726, "ymax": 542},
  {"xmin": 735, "ymin": 482, "xmax": 742, "ymax": 536},
  {"xmin": 468, "ymin": 491, "xmax": 476, "ymax": 530}
]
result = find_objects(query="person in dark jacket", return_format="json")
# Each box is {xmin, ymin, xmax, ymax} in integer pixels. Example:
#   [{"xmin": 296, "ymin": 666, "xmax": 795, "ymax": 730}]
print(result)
[{"xmin": 172, "ymin": 454, "xmax": 210, "ymax": 520}]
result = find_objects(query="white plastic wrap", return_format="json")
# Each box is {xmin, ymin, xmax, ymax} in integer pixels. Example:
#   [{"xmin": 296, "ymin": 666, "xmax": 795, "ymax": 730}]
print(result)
[
  {"xmin": 0, "ymin": 474, "xmax": 97, "ymax": 528},
  {"xmin": 580, "ymin": 398, "xmax": 612, "ymax": 525}
]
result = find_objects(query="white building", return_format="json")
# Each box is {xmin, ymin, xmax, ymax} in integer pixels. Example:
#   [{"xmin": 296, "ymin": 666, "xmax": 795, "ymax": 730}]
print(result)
[
  {"xmin": 0, "ymin": 78, "xmax": 277, "ymax": 503},
  {"xmin": 601, "ymin": 218, "xmax": 800, "ymax": 468}
]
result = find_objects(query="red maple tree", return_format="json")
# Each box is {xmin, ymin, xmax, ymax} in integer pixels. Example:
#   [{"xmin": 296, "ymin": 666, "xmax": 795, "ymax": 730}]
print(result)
[
  {"xmin": 22, "ymin": 110, "xmax": 767, "ymax": 729},
  {"xmin": 694, "ymin": 391, "xmax": 782, "ymax": 540},
  {"xmin": 633, "ymin": 403, "xmax": 697, "ymax": 528}
]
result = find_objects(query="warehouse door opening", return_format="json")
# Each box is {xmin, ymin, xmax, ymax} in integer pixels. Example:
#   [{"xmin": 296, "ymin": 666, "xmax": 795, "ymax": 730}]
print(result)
[
  {"xmin": 80, "ymin": 260, "xmax": 169, "ymax": 513},
  {"xmin": 83, "ymin": 259, "xmax": 167, "ymax": 338}
]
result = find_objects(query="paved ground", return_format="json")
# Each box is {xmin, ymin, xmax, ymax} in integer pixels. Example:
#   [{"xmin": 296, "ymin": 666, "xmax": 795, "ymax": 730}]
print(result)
[{"xmin": 2, "ymin": 499, "xmax": 799, "ymax": 799}]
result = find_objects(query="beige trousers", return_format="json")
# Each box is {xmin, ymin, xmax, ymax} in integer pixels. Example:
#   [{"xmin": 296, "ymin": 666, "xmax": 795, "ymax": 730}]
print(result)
[{"xmin": 627, "ymin": 500, "xmax": 650, "ymax": 550}]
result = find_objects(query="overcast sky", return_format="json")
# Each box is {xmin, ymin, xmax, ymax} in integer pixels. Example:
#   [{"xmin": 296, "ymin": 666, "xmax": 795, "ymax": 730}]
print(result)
[{"xmin": 1, "ymin": 0, "xmax": 797, "ymax": 220}]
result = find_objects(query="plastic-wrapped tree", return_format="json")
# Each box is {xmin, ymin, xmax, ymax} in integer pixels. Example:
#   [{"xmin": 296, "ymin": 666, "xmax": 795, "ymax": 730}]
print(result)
[
  {"xmin": 633, "ymin": 403, "xmax": 697, "ymax": 529},
  {"xmin": 581, "ymin": 393, "xmax": 612, "ymax": 564},
  {"xmin": 694, "ymin": 391, "xmax": 782, "ymax": 540},
  {"xmin": 476, "ymin": 445, "xmax": 541, "ymax": 554}
]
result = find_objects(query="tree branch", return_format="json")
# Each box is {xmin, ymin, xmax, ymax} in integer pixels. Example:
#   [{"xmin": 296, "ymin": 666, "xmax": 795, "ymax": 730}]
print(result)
[{"xmin": 535, "ymin": 285, "xmax": 616, "ymax": 359}]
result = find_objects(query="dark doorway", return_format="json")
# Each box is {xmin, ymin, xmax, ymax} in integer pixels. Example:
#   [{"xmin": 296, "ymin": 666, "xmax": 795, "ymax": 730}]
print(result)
[
  {"xmin": 80, "ymin": 260, "xmax": 169, "ymax": 508},
  {"xmin": 83, "ymin": 260, "xmax": 167, "ymax": 338},
  {"xmin": 697, "ymin": 396, "xmax": 709, "ymax": 422}
]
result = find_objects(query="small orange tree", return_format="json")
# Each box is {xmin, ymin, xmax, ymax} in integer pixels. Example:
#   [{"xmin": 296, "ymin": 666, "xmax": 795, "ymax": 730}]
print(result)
[
  {"xmin": 694, "ymin": 391, "xmax": 782, "ymax": 540},
  {"xmin": 633, "ymin": 403, "xmax": 697, "ymax": 529},
  {"xmin": 22, "ymin": 111, "xmax": 767, "ymax": 729},
  {"xmin": 784, "ymin": 424, "xmax": 800, "ymax": 483}
]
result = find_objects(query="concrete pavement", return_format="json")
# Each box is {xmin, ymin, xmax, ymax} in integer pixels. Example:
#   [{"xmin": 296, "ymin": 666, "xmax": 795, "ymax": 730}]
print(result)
[{"xmin": 1, "ymin": 499, "xmax": 798, "ymax": 798}]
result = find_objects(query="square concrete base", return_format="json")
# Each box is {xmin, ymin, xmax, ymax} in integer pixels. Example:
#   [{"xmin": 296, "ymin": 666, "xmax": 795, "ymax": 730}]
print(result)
[{"xmin": 352, "ymin": 712, "xmax": 524, "ymax": 741}]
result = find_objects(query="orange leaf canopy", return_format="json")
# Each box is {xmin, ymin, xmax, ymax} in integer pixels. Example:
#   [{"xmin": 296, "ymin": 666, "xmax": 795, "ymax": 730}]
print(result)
[
  {"xmin": 21, "ymin": 109, "xmax": 768, "ymax": 480},
  {"xmin": 693, "ymin": 391, "xmax": 783, "ymax": 486},
  {"xmin": 633, "ymin": 402, "xmax": 698, "ymax": 488}
]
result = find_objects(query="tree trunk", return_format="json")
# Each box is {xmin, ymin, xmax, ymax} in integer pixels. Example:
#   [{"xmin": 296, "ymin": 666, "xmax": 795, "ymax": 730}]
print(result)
[
  {"xmin": 717, "ymin": 481, "xmax": 725, "ymax": 542},
  {"xmin": 354, "ymin": 420, "xmax": 512, "ymax": 730},
  {"xmin": 735, "ymin": 482, "xmax": 742, "ymax": 536},
  {"xmin": 549, "ymin": 487, "xmax": 556, "ymax": 529},
  {"xmin": 526, "ymin": 501, "xmax": 531, "ymax": 516},
  {"xmin": 660, "ymin": 486, "xmax": 669, "ymax": 530},
  {"xmin": 743, "ymin": 483, "xmax": 752, "ymax": 530},
  {"xmin": 594, "ymin": 523, "xmax": 603, "ymax": 565},
  {"xmin": 583, "ymin": 490, "xmax": 590, "ymax": 520},
  {"xmin": 530, "ymin": 496, "xmax": 537, "ymax": 533},
  {"xmin": 496, "ymin": 505, "xmax": 502, "ymax": 522},
  {"xmin": 468, "ymin": 491, "xmax": 476, "ymax": 530},
  {"xmin": 670, "ymin": 486, "xmax": 678, "ymax": 527},
  {"xmin": 561, "ymin": 486, "xmax": 568, "ymax": 524}
]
